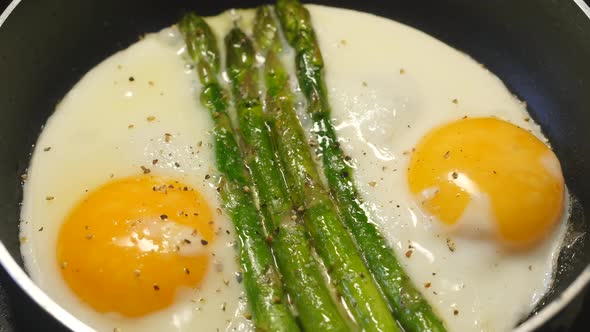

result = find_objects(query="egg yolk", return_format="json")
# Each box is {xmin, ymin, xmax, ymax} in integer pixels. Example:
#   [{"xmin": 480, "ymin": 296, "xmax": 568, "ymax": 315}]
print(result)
[
  {"xmin": 57, "ymin": 175, "xmax": 215, "ymax": 317},
  {"xmin": 407, "ymin": 117, "xmax": 564, "ymax": 249}
]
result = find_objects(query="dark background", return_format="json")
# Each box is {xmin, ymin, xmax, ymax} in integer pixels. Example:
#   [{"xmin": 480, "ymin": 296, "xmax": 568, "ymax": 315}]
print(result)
[{"xmin": 0, "ymin": 0, "xmax": 589, "ymax": 331}]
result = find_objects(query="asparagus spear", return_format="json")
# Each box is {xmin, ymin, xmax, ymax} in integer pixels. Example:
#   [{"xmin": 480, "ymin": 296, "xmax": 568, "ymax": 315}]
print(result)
[
  {"xmin": 178, "ymin": 13, "xmax": 299, "ymax": 332},
  {"xmin": 225, "ymin": 24, "xmax": 350, "ymax": 332},
  {"xmin": 253, "ymin": 7, "xmax": 400, "ymax": 332},
  {"xmin": 274, "ymin": 1, "xmax": 447, "ymax": 331}
]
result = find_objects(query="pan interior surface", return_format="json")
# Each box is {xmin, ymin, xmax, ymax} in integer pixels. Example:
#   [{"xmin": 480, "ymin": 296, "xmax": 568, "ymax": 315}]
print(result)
[{"xmin": 0, "ymin": 0, "xmax": 589, "ymax": 331}]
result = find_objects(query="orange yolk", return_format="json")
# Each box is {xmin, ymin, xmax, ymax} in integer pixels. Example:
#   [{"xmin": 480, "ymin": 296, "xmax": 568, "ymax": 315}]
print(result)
[
  {"xmin": 407, "ymin": 117, "xmax": 565, "ymax": 249},
  {"xmin": 57, "ymin": 175, "xmax": 215, "ymax": 317}
]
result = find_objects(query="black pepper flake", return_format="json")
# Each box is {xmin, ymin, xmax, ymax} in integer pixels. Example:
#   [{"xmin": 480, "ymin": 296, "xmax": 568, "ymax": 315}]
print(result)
[
  {"xmin": 201, "ymin": 239, "xmax": 209, "ymax": 245},
  {"xmin": 205, "ymin": 174, "xmax": 211, "ymax": 179},
  {"xmin": 444, "ymin": 151, "xmax": 451, "ymax": 159},
  {"xmin": 453, "ymin": 309, "xmax": 459, "ymax": 316},
  {"xmin": 235, "ymin": 272, "xmax": 243, "ymax": 283},
  {"xmin": 141, "ymin": 166, "xmax": 151, "ymax": 174},
  {"xmin": 183, "ymin": 239, "xmax": 192, "ymax": 244},
  {"xmin": 451, "ymin": 172, "xmax": 458, "ymax": 179},
  {"xmin": 38, "ymin": 227, "xmax": 44, "ymax": 232},
  {"xmin": 152, "ymin": 159, "xmax": 159, "ymax": 165},
  {"xmin": 160, "ymin": 214, "xmax": 168, "ymax": 220},
  {"xmin": 341, "ymin": 171, "xmax": 349, "ymax": 178},
  {"xmin": 43, "ymin": 147, "xmax": 51, "ymax": 152},
  {"xmin": 153, "ymin": 284, "xmax": 160, "ymax": 291},
  {"xmin": 184, "ymin": 267, "xmax": 191, "ymax": 274},
  {"xmin": 452, "ymin": 98, "xmax": 458, "ymax": 104},
  {"xmin": 46, "ymin": 196, "xmax": 55, "ymax": 201},
  {"xmin": 174, "ymin": 162, "xmax": 181, "ymax": 168},
  {"xmin": 129, "ymin": 76, "xmax": 135, "ymax": 82},
  {"xmin": 446, "ymin": 238, "xmax": 456, "ymax": 252}
]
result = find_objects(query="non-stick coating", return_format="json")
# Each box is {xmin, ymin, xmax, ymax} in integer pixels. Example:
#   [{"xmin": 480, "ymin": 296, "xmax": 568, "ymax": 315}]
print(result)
[{"xmin": 0, "ymin": 0, "xmax": 589, "ymax": 331}]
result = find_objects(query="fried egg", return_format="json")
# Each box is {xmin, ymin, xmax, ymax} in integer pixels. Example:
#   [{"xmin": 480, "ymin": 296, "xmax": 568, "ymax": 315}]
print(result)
[
  {"xmin": 20, "ymin": 15, "xmax": 254, "ymax": 332},
  {"xmin": 20, "ymin": 4, "xmax": 569, "ymax": 332},
  {"xmin": 307, "ymin": 5, "xmax": 569, "ymax": 332}
]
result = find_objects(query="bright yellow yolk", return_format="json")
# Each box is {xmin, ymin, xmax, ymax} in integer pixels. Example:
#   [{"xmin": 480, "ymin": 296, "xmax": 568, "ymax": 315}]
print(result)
[
  {"xmin": 408, "ymin": 117, "xmax": 564, "ymax": 249},
  {"xmin": 57, "ymin": 175, "xmax": 215, "ymax": 317}
]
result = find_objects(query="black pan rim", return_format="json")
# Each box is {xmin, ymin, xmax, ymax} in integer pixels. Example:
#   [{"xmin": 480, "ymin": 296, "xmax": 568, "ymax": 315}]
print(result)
[{"xmin": 0, "ymin": 0, "xmax": 589, "ymax": 331}]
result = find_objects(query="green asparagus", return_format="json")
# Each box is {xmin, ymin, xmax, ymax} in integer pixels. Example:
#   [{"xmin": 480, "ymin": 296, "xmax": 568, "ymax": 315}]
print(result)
[
  {"xmin": 274, "ymin": 1, "xmax": 447, "ymax": 331},
  {"xmin": 178, "ymin": 13, "xmax": 299, "ymax": 332},
  {"xmin": 255, "ymin": 7, "xmax": 400, "ymax": 332},
  {"xmin": 225, "ymin": 23, "xmax": 350, "ymax": 332}
]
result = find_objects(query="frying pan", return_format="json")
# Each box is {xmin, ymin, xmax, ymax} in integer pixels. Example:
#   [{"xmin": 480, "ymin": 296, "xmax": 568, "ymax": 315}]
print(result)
[{"xmin": 1, "ymin": 0, "xmax": 589, "ymax": 331}]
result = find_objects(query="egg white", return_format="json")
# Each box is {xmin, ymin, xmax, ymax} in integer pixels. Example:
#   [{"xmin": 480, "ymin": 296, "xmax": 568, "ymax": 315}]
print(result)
[{"xmin": 20, "ymin": 4, "xmax": 569, "ymax": 332}]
